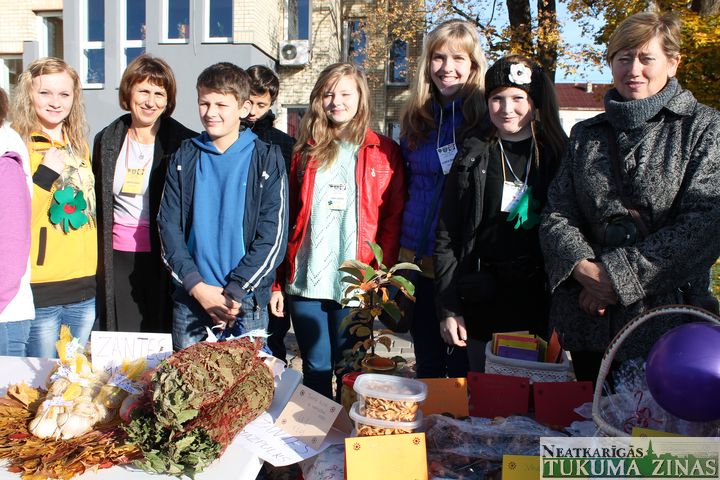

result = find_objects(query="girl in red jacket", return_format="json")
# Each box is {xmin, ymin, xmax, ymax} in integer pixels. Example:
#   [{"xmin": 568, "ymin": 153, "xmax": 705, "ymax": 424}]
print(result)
[{"xmin": 270, "ymin": 63, "xmax": 405, "ymax": 399}]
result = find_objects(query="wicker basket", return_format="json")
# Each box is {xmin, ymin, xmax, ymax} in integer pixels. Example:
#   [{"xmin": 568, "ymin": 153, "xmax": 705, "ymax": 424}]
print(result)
[
  {"xmin": 591, "ymin": 305, "xmax": 720, "ymax": 437},
  {"xmin": 483, "ymin": 343, "xmax": 575, "ymax": 383}
]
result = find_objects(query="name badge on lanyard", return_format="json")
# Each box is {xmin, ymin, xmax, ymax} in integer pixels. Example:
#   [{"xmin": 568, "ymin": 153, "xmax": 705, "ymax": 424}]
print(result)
[
  {"xmin": 327, "ymin": 183, "xmax": 348, "ymax": 210},
  {"xmin": 437, "ymin": 143, "xmax": 457, "ymax": 175},
  {"xmin": 121, "ymin": 168, "xmax": 146, "ymax": 195},
  {"xmin": 501, "ymin": 181, "xmax": 527, "ymax": 213}
]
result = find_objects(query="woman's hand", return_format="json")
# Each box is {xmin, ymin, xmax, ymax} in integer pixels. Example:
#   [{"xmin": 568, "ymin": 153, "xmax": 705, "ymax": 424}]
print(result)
[
  {"xmin": 190, "ymin": 282, "xmax": 238, "ymax": 326},
  {"xmin": 41, "ymin": 147, "xmax": 66, "ymax": 175},
  {"xmin": 441, "ymin": 316, "xmax": 467, "ymax": 347},
  {"xmin": 578, "ymin": 288, "xmax": 608, "ymax": 317},
  {"xmin": 572, "ymin": 259, "xmax": 618, "ymax": 305},
  {"xmin": 269, "ymin": 291, "xmax": 285, "ymax": 317}
]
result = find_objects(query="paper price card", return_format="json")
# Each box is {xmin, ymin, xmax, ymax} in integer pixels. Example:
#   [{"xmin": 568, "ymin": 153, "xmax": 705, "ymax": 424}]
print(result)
[
  {"xmin": 275, "ymin": 384, "xmax": 342, "ymax": 449},
  {"xmin": 90, "ymin": 331, "xmax": 172, "ymax": 373},
  {"xmin": 419, "ymin": 377, "xmax": 469, "ymax": 417},
  {"xmin": 345, "ymin": 432, "xmax": 427, "ymax": 480},
  {"xmin": 502, "ymin": 455, "xmax": 539, "ymax": 480}
]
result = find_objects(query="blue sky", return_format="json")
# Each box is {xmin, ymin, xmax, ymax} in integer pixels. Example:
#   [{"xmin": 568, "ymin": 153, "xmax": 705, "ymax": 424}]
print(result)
[{"xmin": 556, "ymin": 2, "xmax": 612, "ymax": 83}]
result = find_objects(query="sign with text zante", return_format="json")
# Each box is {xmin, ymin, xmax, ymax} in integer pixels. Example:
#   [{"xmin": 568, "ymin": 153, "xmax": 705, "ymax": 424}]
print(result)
[{"xmin": 90, "ymin": 331, "xmax": 172, "ymax": 372}]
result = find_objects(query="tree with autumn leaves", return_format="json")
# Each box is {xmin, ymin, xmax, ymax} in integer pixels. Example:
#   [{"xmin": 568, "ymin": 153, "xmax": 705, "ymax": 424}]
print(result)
[{"xmin": 362, "ymin": 0, "xmax": 720, "ymax": 108}]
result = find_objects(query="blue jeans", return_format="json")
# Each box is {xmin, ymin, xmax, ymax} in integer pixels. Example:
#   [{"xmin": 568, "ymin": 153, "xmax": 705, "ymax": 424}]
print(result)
[
  {"xmin": 287, "ymin": 295, "xmax": 354, "ymax": 399},
  {"xmin": 0, "ymin": 320, "xmax": 31, "ymax": 356},
  {"xmin": 172, "ymin": 289, "xmax": 269, "ymax": 350},
  {"xmin": 27, "ymin": 298, "xmax": 95, "ymax": 358},
  {"xmin": 410, "ymin": 276, "xmax": 468, "ymax": 378}
]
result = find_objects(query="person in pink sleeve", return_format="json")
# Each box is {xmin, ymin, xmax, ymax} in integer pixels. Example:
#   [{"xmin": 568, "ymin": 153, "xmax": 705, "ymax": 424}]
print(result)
[{"xmin": 0, "ymin": 87, "xmax": 34, "ymax": 356}]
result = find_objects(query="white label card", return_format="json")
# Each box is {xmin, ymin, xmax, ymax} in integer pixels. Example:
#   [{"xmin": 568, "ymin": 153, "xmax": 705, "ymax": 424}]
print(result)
[
  {"xmin": 437, "ymin": 143, "xmax": 458, "ymax": 175},
  {"xmin": 90, "ymin": 331, "xmax": 172, "ymax": 373},
  {"xmin": 327, "ymin": 183, "xmax": 348, "ymax": 210},
  {"xmin": 501, "ymin": 181, "xmax": 527, "ymax": 212}
]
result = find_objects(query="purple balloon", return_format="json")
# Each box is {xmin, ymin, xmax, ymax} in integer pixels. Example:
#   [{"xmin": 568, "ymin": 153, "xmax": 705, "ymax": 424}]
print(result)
[{"xmin": 646, "ymin": 323, "xmax": 720, "ymax": 422}]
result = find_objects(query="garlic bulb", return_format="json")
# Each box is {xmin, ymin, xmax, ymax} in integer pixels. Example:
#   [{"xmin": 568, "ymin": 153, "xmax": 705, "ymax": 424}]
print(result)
[{"xmin": 29, "ymin": 407, "xmax": 60, "ymax": 439}]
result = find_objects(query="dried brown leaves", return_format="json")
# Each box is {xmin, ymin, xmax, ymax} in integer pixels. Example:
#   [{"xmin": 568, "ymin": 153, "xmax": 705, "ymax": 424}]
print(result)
[{"xmin": 0, "ymin": 383, "xmax": 141, "ymax": 480}]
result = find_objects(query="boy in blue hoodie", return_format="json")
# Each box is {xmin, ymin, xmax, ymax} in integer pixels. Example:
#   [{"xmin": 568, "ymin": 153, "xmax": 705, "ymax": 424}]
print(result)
[{"xmin": 158, "ymin": 62, "xmax": 288, "ymax": 350}]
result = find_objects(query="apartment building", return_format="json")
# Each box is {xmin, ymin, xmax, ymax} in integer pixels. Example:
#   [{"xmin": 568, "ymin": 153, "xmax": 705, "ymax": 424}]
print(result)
[{"xmin": 1, "ymin": 0, "xmax": 421, "ymax": 140}]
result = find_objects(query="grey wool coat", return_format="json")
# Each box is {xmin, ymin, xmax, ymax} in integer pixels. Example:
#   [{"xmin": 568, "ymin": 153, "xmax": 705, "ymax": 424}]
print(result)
[{"xmin": 539, "ymin": 80, "xmax": 720, "ymax": 359}]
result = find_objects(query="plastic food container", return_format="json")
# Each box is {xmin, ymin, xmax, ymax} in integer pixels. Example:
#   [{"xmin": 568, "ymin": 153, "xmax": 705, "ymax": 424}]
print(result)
[
  {"xmin": 349, "ymin": 401, "xmax": 423, "ymax": 436},
  {"xmin": 340, "ymin": 371, "xmax": 365, "ymax": 415},
  {"xmin": 352, "ymin": 373, "xmax": 427, "ymax": 422}
]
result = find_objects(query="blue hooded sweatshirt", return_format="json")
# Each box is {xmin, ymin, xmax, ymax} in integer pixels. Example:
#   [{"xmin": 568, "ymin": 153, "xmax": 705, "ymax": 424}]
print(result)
[{"xmin": 188, "ymin": 129, "xmax": 258, "ymax": 287}]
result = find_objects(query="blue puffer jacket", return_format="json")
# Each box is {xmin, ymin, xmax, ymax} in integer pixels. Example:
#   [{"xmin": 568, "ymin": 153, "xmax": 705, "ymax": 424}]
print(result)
[{"xmin": 400, "ymin": 99, "xmax": 465, "ymax": 256}]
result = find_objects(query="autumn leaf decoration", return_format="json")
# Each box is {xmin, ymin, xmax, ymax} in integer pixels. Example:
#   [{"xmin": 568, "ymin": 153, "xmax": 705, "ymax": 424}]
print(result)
[{"xmin": 49, "ymin": 186, "xmax": 89, "ymax": 233}]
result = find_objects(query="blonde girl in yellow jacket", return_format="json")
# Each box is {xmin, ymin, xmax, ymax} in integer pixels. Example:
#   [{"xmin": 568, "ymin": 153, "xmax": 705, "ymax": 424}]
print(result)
[{"xmin": 11, "ymin": 58, "xmax": 97, "ymax": 358}]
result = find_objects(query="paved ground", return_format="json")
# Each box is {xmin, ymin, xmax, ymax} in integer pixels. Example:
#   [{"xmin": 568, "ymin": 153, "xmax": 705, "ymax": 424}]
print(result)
[{"xmin": 284, "ymin": 319, "xmax": 416, "ymax": 373}]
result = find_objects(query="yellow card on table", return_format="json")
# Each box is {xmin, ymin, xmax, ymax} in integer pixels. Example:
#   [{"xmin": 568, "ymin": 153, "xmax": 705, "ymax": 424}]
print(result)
[
  {"xmin": 275, "ymin": 384, "xmax": 342, "ymax": 449},
  {"xmin": 419, "ymin": 377, "xmax": 469, "ymax": 417},
  {"xmin": 345, "ymin": 432, "xmax": 427, "ymax": 480},
  {"xmin": 631, "ymin": 427, "xmax": 683, "ymax": 437},
  {"xmin": 502, "ymin": 455, "xmax": 540, "ymax": 480}
]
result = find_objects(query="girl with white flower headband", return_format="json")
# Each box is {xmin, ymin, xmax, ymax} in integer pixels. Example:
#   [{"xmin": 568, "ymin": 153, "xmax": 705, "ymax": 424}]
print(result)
[
  {"xmin": 398, "ymin": 19, "xmax": 488, "ymax": 379},
  {"xmin": 434, "ymin": 54, "xmax": 567, "ymax": 371}
]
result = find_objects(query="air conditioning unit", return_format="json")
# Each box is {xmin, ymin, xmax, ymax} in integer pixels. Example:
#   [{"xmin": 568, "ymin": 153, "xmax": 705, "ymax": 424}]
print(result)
[{"xmin": 278, "ymin": 40, "xmax": 311, "ymax": 67}]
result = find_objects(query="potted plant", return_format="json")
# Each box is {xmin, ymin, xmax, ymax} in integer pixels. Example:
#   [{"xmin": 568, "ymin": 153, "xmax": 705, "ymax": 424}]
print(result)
[{"xmin": 337, "ymin": 242, "xmax": 420, "ymax": 373}]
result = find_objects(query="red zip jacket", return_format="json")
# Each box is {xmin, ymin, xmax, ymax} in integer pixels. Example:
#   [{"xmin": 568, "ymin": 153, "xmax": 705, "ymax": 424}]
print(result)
[{"xmin": 274, "ymin": 129, "xmax": 405, "ymax": 290}]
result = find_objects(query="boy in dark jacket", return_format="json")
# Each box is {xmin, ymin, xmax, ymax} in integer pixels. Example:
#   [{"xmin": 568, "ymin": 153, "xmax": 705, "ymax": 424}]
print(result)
[
  {"xmin": 242, "ymin": 65, "xmax": 296, "ymax": 362},
  {"xmin": 158, "ymin": 62, "xmax": 288, "ymax": 349}
]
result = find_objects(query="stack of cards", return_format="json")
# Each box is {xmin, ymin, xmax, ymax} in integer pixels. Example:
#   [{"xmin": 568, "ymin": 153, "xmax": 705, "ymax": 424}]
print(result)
[{"xmin": 491, "ymin": 330, "xmax": 563, "ymax": 364}]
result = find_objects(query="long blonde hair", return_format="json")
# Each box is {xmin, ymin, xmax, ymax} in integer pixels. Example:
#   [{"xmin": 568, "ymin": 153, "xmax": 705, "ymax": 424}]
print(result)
[
  {"xmin": 400, "ymin": 19, "xmax": 487, "ymax": 150},
  {"xmin": 294, "ymin": 63, "xmax": 371, "ymax": 170},
  {"xmin": 11, "ymin": 57, "xmax": 88, "ymax": 158}
]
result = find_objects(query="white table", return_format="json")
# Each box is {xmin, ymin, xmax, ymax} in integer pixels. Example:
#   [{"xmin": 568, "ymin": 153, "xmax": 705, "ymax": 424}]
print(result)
[{"xmin": 0, "ymin": 356, "xmax": 302, "ymax": 480}]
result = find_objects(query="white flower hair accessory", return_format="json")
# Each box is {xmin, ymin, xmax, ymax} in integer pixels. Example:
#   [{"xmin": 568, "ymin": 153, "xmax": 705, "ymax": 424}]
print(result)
[{"xmin": 508, "ymin": 63, "xmax": 532, "ymax": 85}]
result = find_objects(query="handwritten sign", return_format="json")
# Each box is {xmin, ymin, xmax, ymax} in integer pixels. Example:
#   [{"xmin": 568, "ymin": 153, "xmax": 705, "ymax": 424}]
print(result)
[
  {"xmin": 90, "ymin": 331, "xmax": 172, "ymax": 372},
  {"xmin": 275, "ymin": 384, "xmax": 342, "ymax": 449}
]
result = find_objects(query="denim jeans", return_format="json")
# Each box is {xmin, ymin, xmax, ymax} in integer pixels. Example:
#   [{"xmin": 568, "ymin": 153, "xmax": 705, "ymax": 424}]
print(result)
[
  {"xmin": 26, "ymin": 298, "xmax": 96, "ymax": 358},
  {"xmin": 172, "ymin": 289, "xmax": 269, "ymax": 350},
  {"xmin": 0, "ymin": 320, "xmax": 31, "ymax": 356},
  {"xmin": 410, "ymin": 275, "xmax": 469, "ymax": 378},
  {"xmin": 287, "ymin": 295, "xmax": 354, "ymax": 400}
]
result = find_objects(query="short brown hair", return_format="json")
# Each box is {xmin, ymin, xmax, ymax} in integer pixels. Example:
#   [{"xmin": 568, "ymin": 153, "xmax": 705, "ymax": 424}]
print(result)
[
  {"xmin": 196, "ymin": 62, "xmax": 250, "ymax": 103},
  {"xmin": 606, "ymin": 11, "xmax": 681, "ymax": 64},
  {"xmin": 246, "ymin": 65, "xmax": 280, "ymax": 103},
  {"xmin": 0, "ymin": 87, "xmax": 8, "ymax": 125},
  {"xmin": 119, "ymin": 54, "xmax": 177, "ymax": 116}
]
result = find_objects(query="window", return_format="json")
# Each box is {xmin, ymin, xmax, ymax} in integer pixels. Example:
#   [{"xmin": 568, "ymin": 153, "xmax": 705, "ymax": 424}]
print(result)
[
  {"xmin": 287, "ymin": 0, "xmax": 310, "ymax": 40},
  {"xmin": 162, "ymin": 0, "xmax": 190, "ymax": 43},
  {"xmin": 123, "ymin": 0, "xmax": 146, "ymax": 68},
  {"xmin": 0, "ymin": 57, "xmax": 22, "ymax": 100},
  {"xmin": 81, "ymin": 0, "xmax": 105, "ymax": 86},
  {"xmin": 204, "ymin": 0, "xmax": 232, "ymax": 42},
  {"xmin": 286, "ymin": 106, "xmax": 307, "ymax": 139},
  {"xmin": 37, "ymin": 13, "xmax": 64, "ymax": 59},
  {"xmin": 386, "ymin": 122, "xmax": 401, "ymax": 144},
  {"xmin": 345, "ymin": 20, "xmax": 366, "ymax": 67},
  {"xmin": 387, "ymin": 39, "xmax": 408, "ymax": 85}
]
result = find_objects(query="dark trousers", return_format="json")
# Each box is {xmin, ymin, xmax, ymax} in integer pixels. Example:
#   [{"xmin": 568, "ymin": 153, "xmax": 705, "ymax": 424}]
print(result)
[
  {"xmin": 266, "ymin": 310, "xmax": 291, "ymax": 362},
  {"xmin": 113, "ymin": 250, "xmax": 171, "ymax": 333},
  {"xmin": 410, "ymin": 275, "xmax": 469, "ymax": 378}
]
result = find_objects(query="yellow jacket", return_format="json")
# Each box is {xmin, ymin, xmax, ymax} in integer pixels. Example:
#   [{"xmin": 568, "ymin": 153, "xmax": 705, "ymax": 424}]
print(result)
[{"xmin": 28, "ymin": 132, "xmax": 97, "ymax": 307}]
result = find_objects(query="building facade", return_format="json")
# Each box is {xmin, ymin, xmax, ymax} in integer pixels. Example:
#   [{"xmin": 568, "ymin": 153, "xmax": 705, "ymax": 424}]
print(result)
[{"xmin": 2, "ymin": 0, "xmax": 420, "ymax": 141}]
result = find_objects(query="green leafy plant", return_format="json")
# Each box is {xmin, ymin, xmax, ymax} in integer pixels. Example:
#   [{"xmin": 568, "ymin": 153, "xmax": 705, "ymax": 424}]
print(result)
[{"xmin": 337, "ymin": 242, "xmax": 420, "ymax": 372}]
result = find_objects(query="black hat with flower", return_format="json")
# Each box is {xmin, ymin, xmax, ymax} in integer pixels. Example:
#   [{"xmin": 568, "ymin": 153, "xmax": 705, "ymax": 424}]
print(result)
[{"xmin": 484, "ymin": 56, "xmax": 544, "ymax": 105}]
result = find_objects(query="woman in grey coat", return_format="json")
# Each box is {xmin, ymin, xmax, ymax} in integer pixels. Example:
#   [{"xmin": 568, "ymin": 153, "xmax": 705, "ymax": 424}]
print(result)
[{"xmin": 540, "ymin": 11, "xmax": 720, "ymax": 382}]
